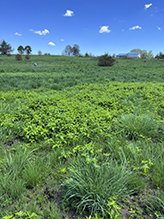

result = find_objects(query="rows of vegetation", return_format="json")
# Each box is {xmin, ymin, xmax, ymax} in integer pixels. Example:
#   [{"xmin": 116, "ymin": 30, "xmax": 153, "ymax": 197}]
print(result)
[{"xmin": 0, "ymin": 55, "xmax": 164, "ymax": 218}]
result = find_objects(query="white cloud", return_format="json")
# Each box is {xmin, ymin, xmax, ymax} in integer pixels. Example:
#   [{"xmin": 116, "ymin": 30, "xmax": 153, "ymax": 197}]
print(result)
[
  {"xmin": 122, "ymin": 29, "xmax": 124, "ymax": 32},
  {"xmin": 157, "ymin": 26, "xmax": 161, "ymax": 30},
  {"xmin": 64, "ymin": 10, "xmax": 74, "ymax": 17},
  {"xmin": 145, "ymin": 3, "xmax": 152, "ymax": 10},
  {"xmin": 48, "ymin": 42, "xmax": 56, "ymax": 46},
  {"xmin": 15, "ymin": 32, "xmax": 22, "ymax": 36},
  {"xmin": 61, "ymin": 39, "xmax": 64, "ymax": 41},
  {"xmin": 129, "ymin": 25, "xmax": 142, "ymax": 30},
  {"xmin": 99, "ymin": 26, "xmax": 111, "ymax": 33},
  {"xmin": 30, "ymin": 29, "xmax": 50, "ymax": 35}
]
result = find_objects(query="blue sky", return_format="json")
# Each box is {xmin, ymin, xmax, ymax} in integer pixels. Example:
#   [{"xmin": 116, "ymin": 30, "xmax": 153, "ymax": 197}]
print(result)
[{"xmin": 1, "ymin": 0, "xmax": 164, "ymax": 56}]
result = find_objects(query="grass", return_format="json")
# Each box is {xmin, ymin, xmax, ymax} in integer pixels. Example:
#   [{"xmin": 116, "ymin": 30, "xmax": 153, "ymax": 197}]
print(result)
[
  {"xmin": 0, "ymin": 55, "xmax": 164, "ymax": 218},
  {"xmin": 62, "ymin": 155, "xmax": 144, "ymax": 217}
]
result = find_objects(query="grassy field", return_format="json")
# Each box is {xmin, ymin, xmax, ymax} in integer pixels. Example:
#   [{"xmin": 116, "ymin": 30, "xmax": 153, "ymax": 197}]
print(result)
[{"xmin": 0, "ymin": 55, "xmax": 164, "ymax": 218}]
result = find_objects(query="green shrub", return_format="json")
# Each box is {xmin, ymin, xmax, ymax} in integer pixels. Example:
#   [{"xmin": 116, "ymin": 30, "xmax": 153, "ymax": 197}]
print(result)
[{"xmin": 98, "ymin": 53, "xmax": 115, "ymax": 66}]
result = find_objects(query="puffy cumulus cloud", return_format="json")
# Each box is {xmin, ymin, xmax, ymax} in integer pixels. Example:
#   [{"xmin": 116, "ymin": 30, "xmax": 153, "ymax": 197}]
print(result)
[
  {"xmin": 145, "ymin": 3, "xmax": 152, "ymax": 10},
  {"xmin": 15, "ymin": 32, "xmax": 22, "ymax": 36},
  {"xmin": 48, "ymin": 42, "xmax": 56, "ymax": 46},
  {"xmin": 61, "ymin": 39, "xmax": 64, "ymax": 41},
  {"xmin": 64, "ymin": 10, "xmax": 74, "ymax": 17},
  {"xmin": 30, "ymin": 29, "xmax": 50, "ymax": 35},
  {"xmin": 99, "ymin": 26, "xmax": 111, "ymax": 33},
  {"xmin": 129, "ymin": 25, "xmax": 142, "ymax": 30},
  {"xmin": 157, "ymin": 26, "xmax": 161, "ymax": 30}
]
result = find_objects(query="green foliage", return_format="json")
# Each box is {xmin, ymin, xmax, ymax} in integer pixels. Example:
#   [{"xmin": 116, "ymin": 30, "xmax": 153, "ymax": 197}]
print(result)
[
  {"xmin": 0, "ymin": 40, "xmax": 12, "ymax": 55},
  {"xmin": 113, "ymin": 113, "xmax": 159, "ymax": 140},
  {"xmin": 17, "ymin": 45, "xmax": 24, "ymax": 55},
  {"xmin": 98, "ymin": 53, "xmax": 115, "ymax": 66},
  {"xmin": 151, "ymin": 161, "xmax": 164, "ymax": 189},
  {"xmin": 2, "ymin": 211, "xmax": 39, "ymax": 218},
  {"xmin": 0, "ymin": 146, "xmax": 36, "ymax": 199},
  {"xmin": 63, "ymin": 44, "xmax": 80, "ymax": 56},
  {"xmin": 25, "ymin": 45, "xmax": 32, "ymax": 55},
  {"xmin": 72, "ymin": 44, "xmax": 80, "ymax": 56},
  {"xmin": 130, "ymin": 49, "xmax": 154, "ymax": 58},
  {"xmin": 0, "ymin": 56, "xmax": 164, "ymax": 218},
  {"xmin": 62, "ymin": 155, "xmax": 140, "ymax": 217}
]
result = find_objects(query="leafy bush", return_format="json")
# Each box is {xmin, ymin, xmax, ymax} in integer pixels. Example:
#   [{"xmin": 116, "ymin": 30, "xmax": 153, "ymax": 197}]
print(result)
[
  {"xmin": 98, "ymin": 53, "xmax": 115, "ymax": 66},
  {"xmin": 15, "ymin": 54, "xmax": 22, "ymax": 61}
]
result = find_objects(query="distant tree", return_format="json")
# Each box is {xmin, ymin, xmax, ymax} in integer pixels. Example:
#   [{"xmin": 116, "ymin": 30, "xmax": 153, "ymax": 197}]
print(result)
[
  {"xmin": 72, "ymin": 44, "xmax": 80, "ymax": 56},
  {"xmin": 17, "ymin": 45, "xmax": 24, "ymax": 55},
  {"xmin": 38, "ymin": 50, "xmax": 42, "ymax": 55},
  {"xmin": 85, "ymin": 52, "xmax": 89, "ymax": 57},
  {"xmin": 159, "ymin": 52, "xmax": 163, "ymax": 57},
  {"xmin": 140, "ymin": 50, "xmax": 147, "ymax": 58},
  {"xmin": 130, "ymin": 49, "xmax": 154, "ymax": 58},
  {"xmin": 147, "ymin": 50, "xmax": 154, "ymax": 58},
  {"xmin": 64, "ymin": 45, "xmax": 72, "ymax": 56},
  {"xmin": 24, "ymin": 45, "xmax": 32, "ymax": 55},
  {"xmin": 0, "ymin": 40, "xmax": 13, "ymax": 55},
  {"xmin": 130, "ymin": 49, "xmax": 141, "ymax": 53},
  {"xmin": 157, "ymin": 51, "xmax": 164, "ymax": 59}
]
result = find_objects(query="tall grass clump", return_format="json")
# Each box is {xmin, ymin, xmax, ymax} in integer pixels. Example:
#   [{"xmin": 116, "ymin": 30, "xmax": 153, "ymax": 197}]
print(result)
[
  {"xmin": 98, "ymin": 53, "xmax": 115, "ymax": 67},
  {"xmin": 62, "ymin": 156, "xmax": 143, "ymax": 217},
  {"xmin": 113, "ymin": 113, "xmax": 160, "ymax": 140},
  {"xmin": 0, "ymin": 146, "xmax": 35, "ymax": 199}
]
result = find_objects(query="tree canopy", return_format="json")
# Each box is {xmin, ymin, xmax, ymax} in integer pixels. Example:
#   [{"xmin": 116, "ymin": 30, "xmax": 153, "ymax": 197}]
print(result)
[
  {"xmin": 130, "ymin": 49, "xmax": 154, "ymax": 58},
  {"xmin": 72, "ymin": 44, "xmax": 80, "ymax": 56},
  {"xmin": 17, "ymin": 45, "xmax": 24, "ymax": 55},
  {"xmin": 0, "ymin": 40, "xmax": 13, "ymax": 55},
  {"xmin": 64, "ymin": 45, "xmax": 72, "ymax": 56},
  {"xmin": 24, "ymin": 45, "xmax": 32, "ymax": 55},
  {"xmin": 63, "ymin": 44, "xmax": 80, "ymax": 56}
]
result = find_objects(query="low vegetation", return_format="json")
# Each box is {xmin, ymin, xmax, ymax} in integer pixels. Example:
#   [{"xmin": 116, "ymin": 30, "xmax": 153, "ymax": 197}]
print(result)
[
  {"xmin": 98, "ymin": 53, "xmax": 115, "ymax": 66},
  {"xmin": 0, "ymin": 55, "xmax": 164, "ymax": 218}
]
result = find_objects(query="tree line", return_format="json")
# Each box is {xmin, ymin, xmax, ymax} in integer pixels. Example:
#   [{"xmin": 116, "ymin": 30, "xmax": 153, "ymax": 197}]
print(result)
[
  {"xmin": 1, "ymin": 40, "xmax": 164, "ymax": 58},
  {"xmin": 0, "ymin": 40, "xmax": 32, "ymax": 55}
]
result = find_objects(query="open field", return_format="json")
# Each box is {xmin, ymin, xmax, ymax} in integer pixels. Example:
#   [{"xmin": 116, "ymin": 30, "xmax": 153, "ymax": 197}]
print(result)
[{"xmin": 0, "ymin": 55, "xmax": 164, "ymax": 218}]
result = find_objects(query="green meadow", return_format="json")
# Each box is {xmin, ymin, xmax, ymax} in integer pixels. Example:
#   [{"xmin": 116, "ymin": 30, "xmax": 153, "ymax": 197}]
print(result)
[{"xmin": 0, "ymin": 55, "xmax": 164, "ymax": 218}]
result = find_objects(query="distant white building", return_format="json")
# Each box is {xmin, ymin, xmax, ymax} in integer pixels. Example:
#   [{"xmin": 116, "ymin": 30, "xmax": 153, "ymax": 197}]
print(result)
[
  {"xmin": 126, "ymin": 52, "xmax": 141, "ymax": 58},
  {"xmin": 117, "ymin": 52, "xmax": 141, "ymax": 58}
]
